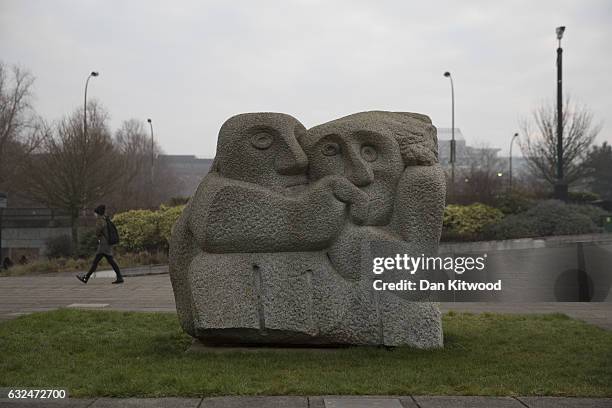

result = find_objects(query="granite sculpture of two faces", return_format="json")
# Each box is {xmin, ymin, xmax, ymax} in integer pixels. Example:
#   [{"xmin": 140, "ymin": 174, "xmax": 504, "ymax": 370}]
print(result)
[{"xmin": 169, "ymin": 111, "xmax": 446, "ymax": 348}]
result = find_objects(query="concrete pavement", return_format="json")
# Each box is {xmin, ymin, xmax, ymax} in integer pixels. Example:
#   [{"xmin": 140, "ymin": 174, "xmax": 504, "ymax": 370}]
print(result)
[
  {"xmin": 1, "ymin": 395, "xmax": 612, "ymax": 407},
  {"xmin": 0, "ymin": 273, "xmax": 611, "ymax": 330},
  {"xmin": 0, "ymin": 273, "xmax": 175, "ymax": 321}
]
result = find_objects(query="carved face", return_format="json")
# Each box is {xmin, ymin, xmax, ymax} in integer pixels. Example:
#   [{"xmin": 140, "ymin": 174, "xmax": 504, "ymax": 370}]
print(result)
[
  {"xmin": 303, "ymin": 115, "xmax": 404, "ymax": 225},
  {"xmin": 214, "ymin": 113, "xmax": 309, "ymax": 190}
]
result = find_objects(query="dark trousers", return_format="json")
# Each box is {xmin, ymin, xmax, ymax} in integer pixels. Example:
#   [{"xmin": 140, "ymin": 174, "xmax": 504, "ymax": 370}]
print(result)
[{"xmin": 85, "ymin": 253, "xmax": 122, "ymax": 280}]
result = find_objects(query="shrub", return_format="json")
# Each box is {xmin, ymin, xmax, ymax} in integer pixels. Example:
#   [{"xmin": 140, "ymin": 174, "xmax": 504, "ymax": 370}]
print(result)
[
  {"xmin": 494, "ymin": 192, "xmax": 535, "ymax": 215},
  {"xmin": 482, "ymin": 215, "xmax": 535, "ymax": 240},
  {"xmin": 567, "ymin": 203, "xmax": 609, "ymax": 226},
  {"xmin": 112, "ymin": 209, "xmax": 163, "ymax": 253},
  {"xmin": 484, "ymin": 200, "xmax": 600, "ymax": 240},
  {"xmin": 158, "ymin": 205, "xmax": 185, "ymax": 247},
  {"xmin": 45, "ymin": 235, "xmax": 73, "ymax": 258},
  {"xmin": 443, "ymin": 203, "xmax": 504, "ymax": 236},
  {"xmin": 111, "ymin": 205, "xmax": 186, "ymax": 253},
  {"xmin": 77, "ymin": 228, "xmax": 99, "ymax": 257},
  {"xmin": 567, "ymin": 191, "xmax": 600, "ymax": 204}
]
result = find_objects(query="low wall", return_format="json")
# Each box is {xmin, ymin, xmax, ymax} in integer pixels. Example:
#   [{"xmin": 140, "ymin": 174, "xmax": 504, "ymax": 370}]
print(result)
[
  {"xmin": 438, "ymin": 233, "xmax": 612, "ymax": 302},
  {"xmin": 439, "ymin": 232, "xmax": 612, "ymax": 253},
  {"xmin": 1, "ymin": 227, "xmax": 72, "ymax": 260}
]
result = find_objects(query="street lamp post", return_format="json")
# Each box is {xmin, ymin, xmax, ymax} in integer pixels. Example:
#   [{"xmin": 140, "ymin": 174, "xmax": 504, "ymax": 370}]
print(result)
[
  {"xmin": 555, "ymin": 26, "xmax": 567, "ymax": 201},
  {"xmin": 509, "ymin": 132, "xmax": 519, "ymax": 193},
  {"xmin": 443, "ymin": 71, "xmax": 456, "ymax": 192},
  {"xmin": 147, "ymin": 118, "xmax": 155, "ymax": 207},
  {"xmin": 83, "ymin": 71, "xmax": 99, "ymax": 141}
]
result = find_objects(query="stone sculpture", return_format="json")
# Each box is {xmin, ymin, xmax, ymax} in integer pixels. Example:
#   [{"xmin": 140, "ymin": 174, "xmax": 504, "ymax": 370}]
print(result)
[{"xmin": 169, "ymin": 111, "xmax": 446, "ymax": 348}]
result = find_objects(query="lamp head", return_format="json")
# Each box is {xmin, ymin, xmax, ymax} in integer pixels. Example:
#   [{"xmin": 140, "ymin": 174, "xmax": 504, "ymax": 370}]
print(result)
[
  {"xmin": 556, "ymin": 26, "xmax": 565, "ymax": 40},
  {"xmin": 514, "ymin": 132, "xmax": 519, "ymax": 137},
  {"xmin": 147, "ymin": 118, "xmax": 152, "ymax": 123},
  {"xmin": 90, "ymin": 71, "xmax": 99, "ymax": 77},
  {"xmin": 443, "ymin": 71, "xmax": 451, "ymax": 77}
]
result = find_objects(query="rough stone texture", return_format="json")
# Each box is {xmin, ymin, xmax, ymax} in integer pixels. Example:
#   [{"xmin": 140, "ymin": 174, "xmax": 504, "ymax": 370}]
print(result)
[{"xmin": 169, "ymin": 111, "xmax": 445, "ymax": 348}]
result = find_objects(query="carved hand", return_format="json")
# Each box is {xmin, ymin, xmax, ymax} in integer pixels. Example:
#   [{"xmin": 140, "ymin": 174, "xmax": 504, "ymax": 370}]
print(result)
[{"xmin": 310, "ymin": 175, "xmax": 369, "ymax": 225}]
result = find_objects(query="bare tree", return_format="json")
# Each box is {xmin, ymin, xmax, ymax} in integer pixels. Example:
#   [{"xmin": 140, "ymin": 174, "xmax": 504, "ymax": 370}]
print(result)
[
  {"xmin": 115, "ymin": 119, "xmax": 151, "ymax": 190},
  {"xmin": 0, "ymin": 62, "xmax": 45, "ymax": 191},
  {"xmin": 111, "ymin": 119, "xmax": 180, "ymax": 210},
  {"xmin": 22, "ymin": 101, "xmax": 123, "ymax": 251},
  {"xmin": 519, "ymin": 98, "xmax": 600, "ymax": 187}
]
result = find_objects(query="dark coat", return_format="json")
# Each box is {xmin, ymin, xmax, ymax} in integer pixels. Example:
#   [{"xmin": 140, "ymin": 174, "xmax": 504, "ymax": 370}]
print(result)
[{"xmin": 95, "ymin": 216, "xmax": 113, "ymax": 256}]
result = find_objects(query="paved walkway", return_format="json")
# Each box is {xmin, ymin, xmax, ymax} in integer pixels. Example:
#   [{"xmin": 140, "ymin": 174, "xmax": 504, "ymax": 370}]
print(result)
[
  {"xmin": 0, "ymin": 273, "xmax": 611, "ymax": 330},
  {"xmin": 0, "ymin": 273, "xmax": 175, "ymax": 321},
  {"xmin": 1, "ymin": 395, "xmax": 611, "ymax": 407}
]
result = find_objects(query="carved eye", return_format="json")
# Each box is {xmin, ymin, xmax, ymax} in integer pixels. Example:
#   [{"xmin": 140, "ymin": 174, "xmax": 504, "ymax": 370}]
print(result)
[
  {"xmin": 251, "ymin": 132, "xmax": 273, "ymax": 150},
  {"xmin": 321, "ymin": 142, "xmax": 340, "ymax": 156},
  {"xmin": 361, "ymin": 145, "xmax": 378, "ymax": 162}
]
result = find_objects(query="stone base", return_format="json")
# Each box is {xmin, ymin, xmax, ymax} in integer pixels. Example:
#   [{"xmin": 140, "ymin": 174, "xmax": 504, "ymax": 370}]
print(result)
[
  {"xmin": 186, "ymin": 338, "xmax": 353, "ymax": 354},
  {"xmin": 180, "ymin": 251, "xmax": 443, "ymax": 348}
]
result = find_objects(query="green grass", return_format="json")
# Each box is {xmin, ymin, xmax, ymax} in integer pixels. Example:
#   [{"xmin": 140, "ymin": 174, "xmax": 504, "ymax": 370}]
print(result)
[{"xmin": 0, "ymin": 310, "xmax": 611, "ymax": 397}]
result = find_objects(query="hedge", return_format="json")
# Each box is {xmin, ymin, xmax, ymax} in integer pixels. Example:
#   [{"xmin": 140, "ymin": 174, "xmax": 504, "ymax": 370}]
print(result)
[
  {"xmin": 443, "ymin": 203, "xmax": 504, "ymax": 236},
  {"xmin": 112, "ymin": 205, "xmax": 185, "ymax": 253},
  {"xmin": 108, "ymin": 201, "xmax": 605, "ymax": 248},
  {"xmin": 484, "ymin": 200, "xmax": 602, "ymax": 240}
]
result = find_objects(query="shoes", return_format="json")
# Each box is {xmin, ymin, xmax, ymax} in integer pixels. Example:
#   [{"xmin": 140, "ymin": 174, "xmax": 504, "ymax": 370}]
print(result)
[
  {"xmin": 76, "ymin": 274, "xmax": 88, "ymax": 284},
  {"xmin": 112, "ymin": 279, "xmax": 124, "ymax": 284}
]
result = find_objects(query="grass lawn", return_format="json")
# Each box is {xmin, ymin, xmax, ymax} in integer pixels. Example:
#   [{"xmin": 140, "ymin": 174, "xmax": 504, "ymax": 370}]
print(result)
[{"xmin": 0, "ymin": 310, "xmax": 611, "ymax": 398}]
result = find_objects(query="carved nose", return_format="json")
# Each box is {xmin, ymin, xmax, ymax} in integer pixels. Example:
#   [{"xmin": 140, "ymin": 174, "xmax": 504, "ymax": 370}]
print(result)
[
  {"xmin": 346, "ymin": 148, "xmax": 374, "ymax": 187},
  {"xmin": 275, "ymin": 140, "xmax": 308, "ymax": 175}
]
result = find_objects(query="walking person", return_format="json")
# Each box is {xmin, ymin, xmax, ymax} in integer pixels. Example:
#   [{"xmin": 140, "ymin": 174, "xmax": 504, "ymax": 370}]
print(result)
[{"xmin": 76, "ymin": 205, "xmax": 124, "ymax": 284}]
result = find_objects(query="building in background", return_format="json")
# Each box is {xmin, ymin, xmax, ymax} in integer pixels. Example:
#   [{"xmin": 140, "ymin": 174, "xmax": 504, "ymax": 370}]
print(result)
[
  {"xmin": 437, "ymin": 128, "xmax": 503, "ymax": 168},
  {"xmin": 157, "ymin": 155, "xmax": 213, "ymax": 198},
  {"xmin": 437, "ymin": 128, "xmax": 467, "ymax": 166}
]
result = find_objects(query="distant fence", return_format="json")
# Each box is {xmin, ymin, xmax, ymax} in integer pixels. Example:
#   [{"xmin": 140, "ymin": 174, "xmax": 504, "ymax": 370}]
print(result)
[{"xmin": 0, "ymin": 208, "xmax": 95, "ymax": 261}]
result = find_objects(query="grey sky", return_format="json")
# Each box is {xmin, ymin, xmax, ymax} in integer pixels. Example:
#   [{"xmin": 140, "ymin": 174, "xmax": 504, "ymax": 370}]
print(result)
[{"xmin": 1, "ymin": 0, "xmax": 611, "ymax": 158}]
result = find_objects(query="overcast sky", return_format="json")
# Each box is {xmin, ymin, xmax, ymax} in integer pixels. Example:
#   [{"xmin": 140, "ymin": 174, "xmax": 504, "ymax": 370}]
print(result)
[{"xmin": 2, "ymin": 0, "xmax": 611, "ymax": 157}]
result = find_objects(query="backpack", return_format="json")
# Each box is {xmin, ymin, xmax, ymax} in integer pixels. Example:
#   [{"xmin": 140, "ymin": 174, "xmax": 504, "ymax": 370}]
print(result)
[{"xmin": 105, "ymin": 216, "xmax": 120, "ymax": 246}]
